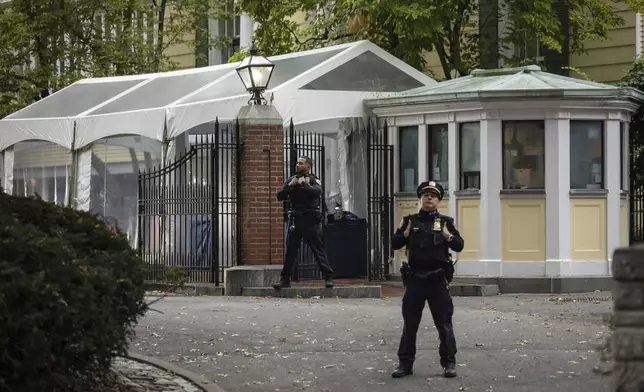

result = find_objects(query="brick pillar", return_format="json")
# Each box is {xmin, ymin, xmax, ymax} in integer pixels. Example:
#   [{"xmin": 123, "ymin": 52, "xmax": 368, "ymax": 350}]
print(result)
[
  {"xmin": 613, "ymin": 245, "xmax": 644, "ymax": 391},
  {"xmin": 237, "ymin": 105, "xmax": 285, "ymax": 266}
]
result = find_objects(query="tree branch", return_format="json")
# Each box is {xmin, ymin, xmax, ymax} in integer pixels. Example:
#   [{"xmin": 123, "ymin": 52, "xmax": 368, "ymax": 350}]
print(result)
[{"xmin": 434, "ymin": 36, "xmax": 452, "ymax": 80}]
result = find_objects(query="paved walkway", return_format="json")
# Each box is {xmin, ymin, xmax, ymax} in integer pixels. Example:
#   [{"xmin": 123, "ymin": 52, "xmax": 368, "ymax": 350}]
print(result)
[
  {"xmin": 113, "ymin": 357, "xmax": 203, "ymax": 392},
  {"xmin": 131, "ymin": 293, "xmax": 613, "ymax": 392}
]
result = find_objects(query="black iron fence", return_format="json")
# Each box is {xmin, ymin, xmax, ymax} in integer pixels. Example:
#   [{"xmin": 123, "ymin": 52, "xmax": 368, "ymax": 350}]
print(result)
[
  {"xmin": 136, "ymin": 116, "xmax": 393, "ymax": 284},
  {"xmin": 283, "ymin": 120, "xmax": 327, "ymax": 281},
  {"xmin": 630, "ymin": 122, "xmax": 644, "ymax": 244},
  {"xmin": 137, "ymin": 119, "xmax": 241, "ymax": 285},
  {"xmin": 366, "ymin": 120, "xmax": 394, "ymax": 280}
]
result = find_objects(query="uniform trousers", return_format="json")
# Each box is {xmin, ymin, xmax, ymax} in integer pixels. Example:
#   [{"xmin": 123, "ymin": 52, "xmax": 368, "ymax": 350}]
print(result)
[
  {"xmin": 397, "ymin": 275, "xmax": 457, "ymax": 368},
  {"xmin": 281, "ymin": 217, "xmax": 334, "ymax": 278}
]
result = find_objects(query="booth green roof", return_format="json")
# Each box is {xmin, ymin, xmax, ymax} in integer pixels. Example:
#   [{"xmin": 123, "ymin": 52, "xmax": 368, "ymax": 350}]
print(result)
[{"xmin": 366, "ymin": 65, "xmax": 644, "ymax": 106}]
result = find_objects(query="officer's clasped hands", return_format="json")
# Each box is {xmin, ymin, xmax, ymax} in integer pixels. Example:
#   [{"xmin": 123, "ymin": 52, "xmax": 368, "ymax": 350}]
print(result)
[{"xmin": 442, "ymin": 224, "xmax": 452, "ymax": 239}]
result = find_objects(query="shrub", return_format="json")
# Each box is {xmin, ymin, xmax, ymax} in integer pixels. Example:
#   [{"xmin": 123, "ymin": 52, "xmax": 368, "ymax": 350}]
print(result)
[{"xmin": 0, "ymin": 191, "xmax": 149, "ymax": 391}]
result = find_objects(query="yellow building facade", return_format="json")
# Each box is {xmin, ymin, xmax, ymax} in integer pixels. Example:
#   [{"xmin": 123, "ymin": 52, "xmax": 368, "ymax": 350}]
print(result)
[
  {"xmin": 423, "ymin": 3, "xmax": 641, "ymax": 84},
  {"xmin": 366, "ymin": 65, "xmax": 642, "ymax": 279}
]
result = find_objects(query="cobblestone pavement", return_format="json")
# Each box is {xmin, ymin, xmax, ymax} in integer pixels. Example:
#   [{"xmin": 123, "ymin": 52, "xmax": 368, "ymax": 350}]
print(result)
[
  {"xmin": 112, "ymin": 357, "xmax": 203, "ymax": 392},
  {"xmin": 131, "ymin": 293, "xmax": 614, "ymax": 392}
]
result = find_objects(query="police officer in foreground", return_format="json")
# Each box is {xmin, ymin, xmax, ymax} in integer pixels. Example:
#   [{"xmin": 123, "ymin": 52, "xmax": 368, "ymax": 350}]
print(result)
[
  {"xmin": 273, "ymin": 156, "xmax": 334, "ymax": 290},
  {"xmin": 391, "ymin": 181, "xmax": 464, "ymax": 379}
]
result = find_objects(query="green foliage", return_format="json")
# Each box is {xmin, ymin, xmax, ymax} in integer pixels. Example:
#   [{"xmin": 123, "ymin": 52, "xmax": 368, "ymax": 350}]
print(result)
[
  {"xmin": 228, "ymin": 47, "xmax": 250, "ymax": 63},
  {"xmin": 0, "ymin": 0, "xmax": 233, "ymax": 118},
  {"xmin": 165, "ymin": 265, "xmax": 189, "ymax": 287},
  {"xmin": 621, "ymin": 55, "xmax": 644, "ymax": 91},
  {"xmin": 561, "ymin": 66, "xmax": 593, "ymax": 81},
  {"xmin": 237, "ymin": 0, "xmax": 639, "ymax": 79},
  {"xmin": 503, "ymin": 0, "xmax": 637, "ymax": 66},
  {"xmin": 620, "ymin": 56, "xmax": 644, "ymax": 189},
  {"xmin": 0, "ymin": 191, "xmax": 149, "ymax": 391}
]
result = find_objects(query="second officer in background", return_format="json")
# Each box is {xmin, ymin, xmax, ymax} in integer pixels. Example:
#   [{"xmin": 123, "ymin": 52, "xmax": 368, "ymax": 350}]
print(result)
[
  {"xmin": 391, "ymin": 181, "xmax": 464, "ymax": 379},
  {"xmin": 272, "ymin": 156, "xmax": 334, "ymax": 290}
]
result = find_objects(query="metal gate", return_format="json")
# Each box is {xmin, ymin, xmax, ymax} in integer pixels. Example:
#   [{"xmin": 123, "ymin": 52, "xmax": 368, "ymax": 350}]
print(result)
[
  {"xmin": 283, "ymin": 120, "xmax": 327, "ymax": 281},
  {"xmin": 137, "ymin": 119, "xmax": 241, "ymax": 285},
  {"xmin": 366, "ymin": 119, "xmax": 394, "ymax": 280},
  {"xmin": 630, "ymin": 115, "xmax": 644, "ymax": 244}
]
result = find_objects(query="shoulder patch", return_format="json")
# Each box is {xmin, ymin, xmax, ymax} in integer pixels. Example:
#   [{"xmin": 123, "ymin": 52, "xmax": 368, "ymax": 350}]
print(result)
[
  {"xmin": 440, "ymin": 214, "xmax": 454, "ymax": 223},
  {"xmin": 314, "ymin": 178, "xmax": 322, "ymax": 185}
]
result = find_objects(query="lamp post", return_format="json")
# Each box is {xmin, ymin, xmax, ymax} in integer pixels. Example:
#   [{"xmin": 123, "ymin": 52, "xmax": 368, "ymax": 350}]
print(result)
[{"xmin": 235, "ymin": 41, "xmax": 275, "ymax": 105}]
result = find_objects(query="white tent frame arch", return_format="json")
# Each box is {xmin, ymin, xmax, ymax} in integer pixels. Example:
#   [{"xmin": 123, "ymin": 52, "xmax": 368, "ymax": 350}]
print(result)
[{"xmin": 0, "ymin": 40, "xmax": 436, "ymax": 152}]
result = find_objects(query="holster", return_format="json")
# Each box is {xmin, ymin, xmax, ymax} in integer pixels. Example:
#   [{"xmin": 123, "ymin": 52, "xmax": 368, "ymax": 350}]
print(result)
[
  {"xmin": 287, "ymin": 211, "xmax": 295, "ymax": 232},
  {"xmin": 400, "ymin": 261, "xmax": 411, "ymax": 287},
  {"xmin": 445, "ymin": 255, "xmax": 455, "ymax": 283}
]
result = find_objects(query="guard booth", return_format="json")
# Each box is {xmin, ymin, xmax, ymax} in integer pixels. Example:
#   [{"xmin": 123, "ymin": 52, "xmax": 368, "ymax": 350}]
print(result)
[{"xmin": 365, "ymin": 65, "xmax": 642, "ymax": 287}]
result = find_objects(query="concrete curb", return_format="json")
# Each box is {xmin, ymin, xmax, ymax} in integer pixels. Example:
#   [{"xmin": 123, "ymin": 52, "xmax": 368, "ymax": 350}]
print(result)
[
  {"xmin": 144, "ymin": 281, "xmax": 225, "ymax": 296},
  {"xmin": 242, "ymin": 285, "xmax": 382, "ymax": 298},
  {"xmin": 127, "ymin": 352, "xmax": 227, "ymax": 392}
]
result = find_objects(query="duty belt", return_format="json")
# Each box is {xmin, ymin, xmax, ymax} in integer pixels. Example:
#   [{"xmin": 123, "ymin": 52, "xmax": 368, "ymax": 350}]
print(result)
[
  {"xmin": 409, "ymin": 268, "xmax": 445, "ymax": 279},
  {"xmin": 290, "ymin": 208, "xmax": 320, "ymax": 215},
  {"xmin": 289, "ymin": 208, "xmax": 321, "ymax": 220},
  {"xmin": 287, "ymin": 208, "xmax": 321, "ymax": 232}
]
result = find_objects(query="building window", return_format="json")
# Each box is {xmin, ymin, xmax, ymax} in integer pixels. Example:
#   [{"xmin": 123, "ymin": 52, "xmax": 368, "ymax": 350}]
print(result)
[
  {"xmin": 502, "ymin": 121, "xmax": 545, "ymax": 189},
  {"xmin": 428, "ymin": 124, "xmax": 449, "ymax": 191},
  {"xmin": 399, "ymin": 126, "xmax": 418, "ymax": 193},
  {"xmin": 459, "ymin": 122, "xmax": 480, "ymax": 190},
  {"xmin": 570, "ymin": 120, "xmax": 604, "ymax": 190}
]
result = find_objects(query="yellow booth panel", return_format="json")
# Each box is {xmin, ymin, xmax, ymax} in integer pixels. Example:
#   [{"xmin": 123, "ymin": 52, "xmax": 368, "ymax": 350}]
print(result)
[
  {"xmin": 501, "ymin": 198, "xmax": 546, "ymax": 261},
  {"xmin": 570, "ymin": 198, "xmax": 607, "ymax": 260},
  {"xmin": 620, "ymin": 199, "xmax": 628, "ymax": 248},
  {"xmin": 394, "ymin": 196, "xmax": 449, "ymax": 260},
  {"xmin": 456, "ymin": 199, "xmax": 480, "ymax": 260}
]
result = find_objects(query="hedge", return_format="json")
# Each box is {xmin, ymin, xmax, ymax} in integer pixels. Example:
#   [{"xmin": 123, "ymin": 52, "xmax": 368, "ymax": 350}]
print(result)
[{"xmin": 0, "ymin": 191, "xmax": 149, "ymax": 391}]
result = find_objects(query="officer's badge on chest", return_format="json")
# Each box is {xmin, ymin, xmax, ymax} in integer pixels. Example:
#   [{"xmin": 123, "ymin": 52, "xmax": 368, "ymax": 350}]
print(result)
[{"xmin": 432, "ymin": 217, "xmax": 442, "ymax": 232}]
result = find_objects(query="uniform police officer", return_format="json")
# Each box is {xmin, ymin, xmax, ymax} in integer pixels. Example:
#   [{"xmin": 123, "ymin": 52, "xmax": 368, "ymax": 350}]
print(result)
[
  {"xmin": 391, "ymin": 181, "xmax": 464, "ymax": 379},
  {"xmin": 273, "ymin": 156, "xmax": 334, "ymax": 290}
]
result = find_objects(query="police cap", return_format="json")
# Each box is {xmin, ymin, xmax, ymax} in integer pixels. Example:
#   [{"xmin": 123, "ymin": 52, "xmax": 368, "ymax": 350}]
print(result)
[{"xmin": 417, "ymin": 181, "xmax": 444, "ymax": 200}]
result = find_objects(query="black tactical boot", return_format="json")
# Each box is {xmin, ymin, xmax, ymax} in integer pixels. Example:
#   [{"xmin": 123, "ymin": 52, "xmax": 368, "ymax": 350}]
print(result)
[
  {"xmin": 324, "ymin": 276, "xmax": 334, "ymax": 288},
  {"xmin": 392, "ymin": 363, "xmax": 413, "ymax": 378},
  {"xmin": 443, "ymin": 363, "xmax": 457, "ymax": 378},
  {"xmin": 273, "ymin": 278, "xmax": 291, "ymax": 290}
]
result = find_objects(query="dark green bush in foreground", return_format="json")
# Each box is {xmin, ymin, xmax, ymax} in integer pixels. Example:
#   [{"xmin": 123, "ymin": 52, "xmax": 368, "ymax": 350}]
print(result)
[{"xmin": 0, "ymin": 191, "xmax": 149, "ymax": 391}]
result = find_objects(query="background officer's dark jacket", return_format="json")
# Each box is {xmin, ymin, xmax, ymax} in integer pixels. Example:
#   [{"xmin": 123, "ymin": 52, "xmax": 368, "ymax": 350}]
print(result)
[
  {"xmin": 276, "ymin": 174, "xmax": 322, "ymax": 210},
  {"xmin": 391, "ymin": 210, "xmax": 464, "ymax": 271}
]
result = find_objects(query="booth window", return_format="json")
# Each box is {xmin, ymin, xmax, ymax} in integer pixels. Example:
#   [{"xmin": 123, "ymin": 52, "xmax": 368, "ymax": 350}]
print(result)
[
  {"xmin": 570, "ymin": 120, "xmax": 604, "ymax": 190},
  {"xmin": 428, "ymin": 124, "xmax": 449, "ymax": 191},
  {"xmin": 399, "ymin": 126, "xmax": 418, "ymax": 193},
  {"xmin": 459, "ymin": 122, "xmax": 480, "ymax": 190},
  {"xmin": 502, "ymin": 121, "xmax": 545, "ymax": 190}
]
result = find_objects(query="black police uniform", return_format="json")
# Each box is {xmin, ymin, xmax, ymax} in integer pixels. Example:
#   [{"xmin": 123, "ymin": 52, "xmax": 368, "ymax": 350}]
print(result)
[
  {"xmin": 273, "ymin": 173, "xmax": 334, "ymax": 289},
  {"xmin": 391, "ymin": 181, "xmax": 464, "ymax": 379}
]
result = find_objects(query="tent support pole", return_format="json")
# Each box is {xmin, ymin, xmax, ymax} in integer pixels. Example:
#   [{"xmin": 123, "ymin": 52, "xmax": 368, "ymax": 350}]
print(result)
[{"xmin": 68, "ymin": 121, "xmax": 78, "ymax": 208}]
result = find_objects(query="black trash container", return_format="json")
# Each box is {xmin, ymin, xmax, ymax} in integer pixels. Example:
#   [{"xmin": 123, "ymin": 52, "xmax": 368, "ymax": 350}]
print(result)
[{"xmin": 324, "ymin": 218, "xmax": 368, "ymax": 278}]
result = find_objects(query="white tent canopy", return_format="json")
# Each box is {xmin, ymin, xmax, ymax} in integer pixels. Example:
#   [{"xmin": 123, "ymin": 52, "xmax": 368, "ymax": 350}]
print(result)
[{"xmin": 0, "ymin": 40, "xmax": 437, "ymax": 151}]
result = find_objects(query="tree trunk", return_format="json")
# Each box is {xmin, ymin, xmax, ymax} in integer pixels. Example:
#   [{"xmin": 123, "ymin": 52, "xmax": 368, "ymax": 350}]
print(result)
[
  {"xmin": 434, "ymin": 37, "xmax": 453, "ymax": 80},
  {"xmin": 153, "ymin": 0, "xmax": 168, "ymax": 71}
]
